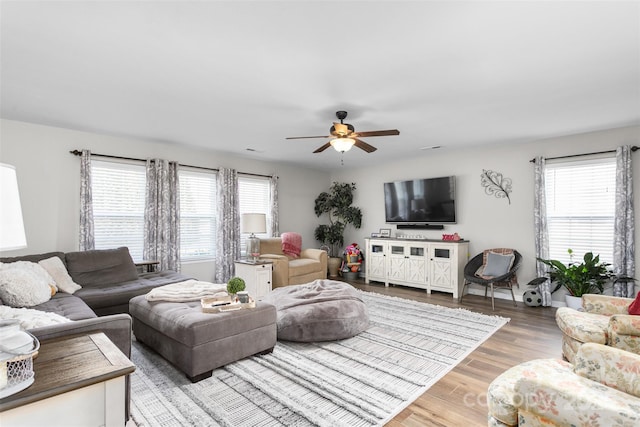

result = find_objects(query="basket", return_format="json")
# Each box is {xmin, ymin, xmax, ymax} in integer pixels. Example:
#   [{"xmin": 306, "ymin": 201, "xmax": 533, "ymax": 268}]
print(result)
[{"xmin": 0, "ymin": 330, "xmax": 40, "ymax": 399}]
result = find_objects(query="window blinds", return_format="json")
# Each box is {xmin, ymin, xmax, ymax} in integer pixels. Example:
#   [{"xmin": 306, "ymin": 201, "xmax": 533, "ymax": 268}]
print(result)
[
  {"xmin": 92, "ymin": 160, "xmax": 146, "ymax": 260},
  {"xmin": 545, "ymin": 157, "xmax": 616, "ymax": 265}
]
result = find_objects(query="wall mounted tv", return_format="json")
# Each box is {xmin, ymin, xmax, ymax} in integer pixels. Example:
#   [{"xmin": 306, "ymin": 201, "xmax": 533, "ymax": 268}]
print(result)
[{"xmin": 384, "ymin": 176, "xmax": 456, "ymax": 224}]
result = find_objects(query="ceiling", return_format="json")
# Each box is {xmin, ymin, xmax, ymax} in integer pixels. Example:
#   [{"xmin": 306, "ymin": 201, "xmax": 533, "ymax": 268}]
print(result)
[{"xmin": 1, "ymin": 1, "xmax": 639, "ymax": 171}]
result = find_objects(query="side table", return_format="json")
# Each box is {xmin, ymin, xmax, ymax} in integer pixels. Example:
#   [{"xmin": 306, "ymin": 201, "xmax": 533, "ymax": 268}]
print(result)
[
  {"xmin": 0, "ymin": 332, "xmax": 135, "ymax": 427},
  {"xmin": 235, "ymin": 260, "xmax": 273, "ymax": 300},
  {"xmin": 135, "ymin": 260, "xmax": 159, "ymax": 273}
]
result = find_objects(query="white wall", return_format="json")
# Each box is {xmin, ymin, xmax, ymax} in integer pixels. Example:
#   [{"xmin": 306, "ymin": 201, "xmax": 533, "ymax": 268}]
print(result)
[
  {"xmin": 0, "ymin": 119, "xmax": 330, "ymax": 280},
  {"xmin": 331, "ymin": 125, "xmax": 640, "ymax": 304},
  {"xmin": 2, "ymin": 119, "xmax": 639, "ymax": 302}
]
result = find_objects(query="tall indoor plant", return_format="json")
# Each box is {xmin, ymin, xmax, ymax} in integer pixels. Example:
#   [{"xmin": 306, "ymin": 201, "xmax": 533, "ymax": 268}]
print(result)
[
  {"xmin": 314, "ymin": 182, "xmax": 362, "ymax": 276},
  {"xmin": 537, "ymin": 249, "xmax": 616, "ymax": 309}
]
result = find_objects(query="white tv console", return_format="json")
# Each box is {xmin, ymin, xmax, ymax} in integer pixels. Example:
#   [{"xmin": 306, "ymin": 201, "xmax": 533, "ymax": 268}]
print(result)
[{"xmin": 365, "ymin": 238, "xmax": 469, "ymax": 299}]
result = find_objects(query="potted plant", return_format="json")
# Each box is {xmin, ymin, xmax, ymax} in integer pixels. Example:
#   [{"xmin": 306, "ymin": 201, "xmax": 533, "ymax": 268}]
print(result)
[
  {"xmin": 537, "ymin": 249, "xmax": 616, "ymax": 309},
  {"xmin": 314, "ymin": 182, "xmax": 362, "ymax": 277},
  {"xmin": 227, "ymin": 276, "xmax": 246, "ymax": 299}
]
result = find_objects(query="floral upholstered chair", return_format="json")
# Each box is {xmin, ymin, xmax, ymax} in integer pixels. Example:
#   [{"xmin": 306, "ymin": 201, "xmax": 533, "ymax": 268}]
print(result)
[
  {"xmin": 555, "ymin": 294, "xmax": 640, "ymax": 362},
  {"xmin": 487, "ymin": 343, "xmax": 640, "ymax": 426}
]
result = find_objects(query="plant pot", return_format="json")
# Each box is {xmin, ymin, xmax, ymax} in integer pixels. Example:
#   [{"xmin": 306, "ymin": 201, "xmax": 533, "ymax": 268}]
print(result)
[
  {"xmin": 565, "ymin": 295, "xmax": 583, "ymax": 310},
  {"xmin": 328, "ymin": 257, "xmax": 342, "ymax": 277},
  {"xmin": 342, "ymin": 271, "xmax": 358, "ymax": 281}
]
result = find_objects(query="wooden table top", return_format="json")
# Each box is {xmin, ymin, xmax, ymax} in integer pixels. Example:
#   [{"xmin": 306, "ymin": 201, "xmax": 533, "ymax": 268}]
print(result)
[{"xmin": 0, "ymin": 332, "xmax": 135, "ymax": 412}]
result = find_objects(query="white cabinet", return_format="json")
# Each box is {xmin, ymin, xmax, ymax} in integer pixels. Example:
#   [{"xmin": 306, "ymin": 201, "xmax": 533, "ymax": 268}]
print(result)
[
  {"xmin": 387, "ymin": 242, "xmax": 429, "ymax": 289},
  {"xmin": 235, "ymin": 261, "xmax": 273, "ymax": 300},
  {"xmin": 365, "ymin": 238, "xmax": 469, "ymax": 298}
]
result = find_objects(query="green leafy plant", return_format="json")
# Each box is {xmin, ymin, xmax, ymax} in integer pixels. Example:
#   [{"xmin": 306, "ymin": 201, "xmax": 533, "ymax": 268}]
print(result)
[
  {"xmin": 537, "ymin": 249, "xmax": 616, "ymax": 297},
  {"xmin": 314, "ymin": 182, "xmax": 362, "ymax": 257},
  {"xmin": 226, "ymin": 277, "xmax": 246, "ymax": 294}
]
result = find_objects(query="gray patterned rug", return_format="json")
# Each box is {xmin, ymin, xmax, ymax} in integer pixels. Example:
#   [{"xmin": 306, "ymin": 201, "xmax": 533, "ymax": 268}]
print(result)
[{"xmin": 130, "ymin": 291, "xmax": 509, "ymax": 427}]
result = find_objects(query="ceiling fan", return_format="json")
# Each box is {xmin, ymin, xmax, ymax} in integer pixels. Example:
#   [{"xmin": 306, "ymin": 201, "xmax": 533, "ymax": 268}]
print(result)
[{"xmin": 286, "ymin": 111, "xmax": 400, "ymax": 154}]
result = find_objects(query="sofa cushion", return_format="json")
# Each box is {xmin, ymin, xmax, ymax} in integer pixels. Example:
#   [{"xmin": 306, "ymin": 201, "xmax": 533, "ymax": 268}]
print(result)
[
  {"xmin": 556, "ymin": 306, "xmax": 609, "ymax": 344},
  {"xmin": 628, "ymin": 292, "xmax": 640, "ymax": 315},
  {"xmin": 33, "ymin": 292, "xmax": 97, "ymax": 321},
  {"xmin": 39, "ymin": 256, "xmax": 82, "ymax": 294},
  {"xmin": 65, "ymin": 247, "xmax": 139, "ymax": 287},
  {"xmin": 0, "ymin": 252, "xmax": 66, "ymax": 266},
  {"xmin": 281, "ymin": 232, "xmax": 302, "ymax": 258},
  {"xmin": 75, "ymin": 270, "xmax": 189, "ymax": 312},
  {"xmin": 289, "ymin": 258, "xmax": 323, "ymax": 277},
  {"xmin": 0, "ymin": 261, "xmax": 55, "ymax": 307}
]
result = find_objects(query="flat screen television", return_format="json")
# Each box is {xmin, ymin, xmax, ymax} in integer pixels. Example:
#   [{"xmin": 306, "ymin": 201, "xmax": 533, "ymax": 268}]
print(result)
[{"xmin": 384, "ymin": 176, "xmax": 456, "ymax": 224}]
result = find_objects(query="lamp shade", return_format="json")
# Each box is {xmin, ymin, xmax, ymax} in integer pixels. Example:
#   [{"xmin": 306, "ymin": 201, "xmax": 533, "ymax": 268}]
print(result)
[
  {"xmin": 241, "ymin": 213, "xmax": 266, "ymax": 234},
  {"xmin": 330, "ymin": 138, "xmax": 355, "ymax": 153},
  {"xmin": 0, "ymin": 163, "xmax": 27, "ymax": 251}
]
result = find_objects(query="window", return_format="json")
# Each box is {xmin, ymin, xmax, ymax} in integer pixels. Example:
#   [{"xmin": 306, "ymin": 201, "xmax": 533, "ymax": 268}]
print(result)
[
  {"xmin": 91, "ymin": 161, "xmax": 271, "ymax": 262},
  {"xmin": 92, "ymin": 160, "xmax": 146, "ymax": 260},
  {"xmin": 179, "ymin": 169, "xmax": 216, "ymax": 260},
  {"xmin": 545, "ymin": 157, "xmax": 616, "ymax": 266},
  {"xmin": 238, "ymin": 176, "xmax": 270, "ymax": 255}
]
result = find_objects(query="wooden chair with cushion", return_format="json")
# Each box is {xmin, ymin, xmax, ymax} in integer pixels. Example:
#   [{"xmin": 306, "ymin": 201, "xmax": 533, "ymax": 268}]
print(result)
[{"xmin": 459, "ymin": 248, "xmax": 522, "ymax": 310}]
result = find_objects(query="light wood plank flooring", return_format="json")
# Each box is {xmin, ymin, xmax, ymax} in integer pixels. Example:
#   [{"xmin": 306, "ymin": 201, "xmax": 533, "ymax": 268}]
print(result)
[{"xmin": 346, "ymin": 279, "xmax": 562, "ymax": 427}]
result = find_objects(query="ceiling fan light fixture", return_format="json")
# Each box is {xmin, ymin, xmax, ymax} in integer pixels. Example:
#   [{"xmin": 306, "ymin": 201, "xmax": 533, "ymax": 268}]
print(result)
[{"xmin": 330, "ymin": 137, "xmax": 355, "ymax": 152}]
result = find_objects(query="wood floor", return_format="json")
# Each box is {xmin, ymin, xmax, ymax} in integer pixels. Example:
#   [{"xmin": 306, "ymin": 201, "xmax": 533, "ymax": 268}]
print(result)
[{"xmin": 346, "ymin": 279, "xmax": 563, "ymax": 427}]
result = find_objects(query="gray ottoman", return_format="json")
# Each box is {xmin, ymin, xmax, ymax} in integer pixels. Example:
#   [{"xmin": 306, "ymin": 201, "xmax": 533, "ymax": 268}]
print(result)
[
  {"xmin": 129, "ymin": 295, "xmax": 277, "ymax": 382},
  {"xmin": 261, "ymin": 279, "xmax": 369, "ymax": 342}
]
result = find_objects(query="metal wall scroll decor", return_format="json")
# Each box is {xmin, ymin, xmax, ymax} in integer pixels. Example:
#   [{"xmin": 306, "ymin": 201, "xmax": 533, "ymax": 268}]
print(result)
[{"xmin": 481, "ymin": 169, "xmax": 512, "ymax": 204}]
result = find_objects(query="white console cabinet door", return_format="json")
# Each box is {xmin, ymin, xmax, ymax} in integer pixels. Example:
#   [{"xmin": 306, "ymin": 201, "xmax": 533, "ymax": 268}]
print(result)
[
  {"xmin": 366, "ymin": 240, "xmax": 387, "ymax": 283},
  {"xmin": 235, "ymin": 261, "xmax": 273, "ymax": 300}
]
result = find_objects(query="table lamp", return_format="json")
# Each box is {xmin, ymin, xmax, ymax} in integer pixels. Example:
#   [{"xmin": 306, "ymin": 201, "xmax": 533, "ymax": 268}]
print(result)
[{"xmin": 241, "ymin": 213, "xmax": 266, "ymax": 263}]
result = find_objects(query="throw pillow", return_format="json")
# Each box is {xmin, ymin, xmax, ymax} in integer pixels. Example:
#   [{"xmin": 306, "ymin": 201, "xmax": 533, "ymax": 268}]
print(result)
[
  {"xmin": 628, "ymin": 292, "xmax": 640, "ymax": 315},
  {"xmin": 281, "ymin": 232, "xmax": 302, "ymax": 258},
  {"xmin": 0, "ymin": 305, "xmax": 71, "ymax": 329},
  {"xmin": 39, "ymin": 256, "xmax": 82, "ymax": 294},
  {"xmin": 482, "ymin": 252, "xmax": 515, "ymax": 278},
  {"xmin": 0, "ymin": 262, "xmax": 54, "ymax": 307}
]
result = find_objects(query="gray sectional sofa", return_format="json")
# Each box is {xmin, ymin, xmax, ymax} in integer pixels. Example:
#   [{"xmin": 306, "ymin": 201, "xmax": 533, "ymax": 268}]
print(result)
[
  {"xmin": 0, "ymin": 246, "xmax": 189, "ymax": 355},
  {"xmin": 0, "ymin": 246, "xmax": 190, "ymax": 422}
]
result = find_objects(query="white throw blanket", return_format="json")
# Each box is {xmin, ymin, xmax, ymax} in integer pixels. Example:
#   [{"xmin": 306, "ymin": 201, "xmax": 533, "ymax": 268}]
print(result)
[
  {"xmin": 145, "ymin": 280, "xmax": 228, "ymax": 302},
  {"xmin": 0, "ymin": 305, "xmax": 71, "ymax": 329}
]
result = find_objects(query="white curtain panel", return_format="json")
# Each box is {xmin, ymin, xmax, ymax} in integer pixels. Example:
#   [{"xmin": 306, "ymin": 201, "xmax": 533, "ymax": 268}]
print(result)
[
  {"xmin": 144, "ymin": 159, "xmax": 180, "ymax": 271},
  {"xmin": 533, "ymin": 156, "xmax": 552, "ymax": 306},
  {"xmin": 613, "ymin": 145, "xmax": 635, "ymax": 297},
  {"xmin": 215, "ymin": 167, "xmax": 240, "ymax": 282},
  {"xmin": 79, "ymin": 149, "xmax": 95, "ymax": 251}
]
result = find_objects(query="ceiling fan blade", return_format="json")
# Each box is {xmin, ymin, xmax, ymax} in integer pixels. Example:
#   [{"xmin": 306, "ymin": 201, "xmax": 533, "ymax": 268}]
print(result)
[
  {"xmin": 313, "ymin": 142, "xmax": 332, "ymax": 153},
  {"xmin": 332, "ymin": 122, "xmax": 350, "ymax": 136},
  {"xmin": 286, "ymin": 135, "xmax": 329, "ymax": 140},
  {"xmin": 354, "ymin": 129, "xmax": 400, "ymax": 138},
  {"xmin": 353, "ymin": 138, "xmax": 377, "ymax": 153}
]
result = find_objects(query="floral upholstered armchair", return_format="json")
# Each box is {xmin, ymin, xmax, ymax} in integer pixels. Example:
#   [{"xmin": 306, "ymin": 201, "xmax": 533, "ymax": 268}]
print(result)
[
  {"xmin": 555, "ymin": 294, "xmax": 640, "ymax": 362},
  {"xmin": 487, "ymin": 343, "xmax": 640, "ymax": 426}
]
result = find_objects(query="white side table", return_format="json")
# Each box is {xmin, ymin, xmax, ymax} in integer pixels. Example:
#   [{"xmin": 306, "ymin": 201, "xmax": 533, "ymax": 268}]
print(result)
[
  {"xmin": 0, "ymin": 332, "xmax": 134, "ymax": 427},
  {"xmin": 234, "ymin": 260, "xmax": 273, "ymax": 300}
]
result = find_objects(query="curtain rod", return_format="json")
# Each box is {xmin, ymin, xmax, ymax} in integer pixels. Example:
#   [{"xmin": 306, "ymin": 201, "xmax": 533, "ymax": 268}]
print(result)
[
  {"xmin": 529, "ymin": 146, "xmax": 639, "ymax": 163},
  {"xmin": 69, "ymin": 149, "xmax": 275, "ymax": 179}
]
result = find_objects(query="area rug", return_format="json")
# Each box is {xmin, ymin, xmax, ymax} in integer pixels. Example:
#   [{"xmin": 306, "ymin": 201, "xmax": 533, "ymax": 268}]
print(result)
[{"xmin": 130, "ymin": 291, "xmax": 509, "ymax": 427}]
